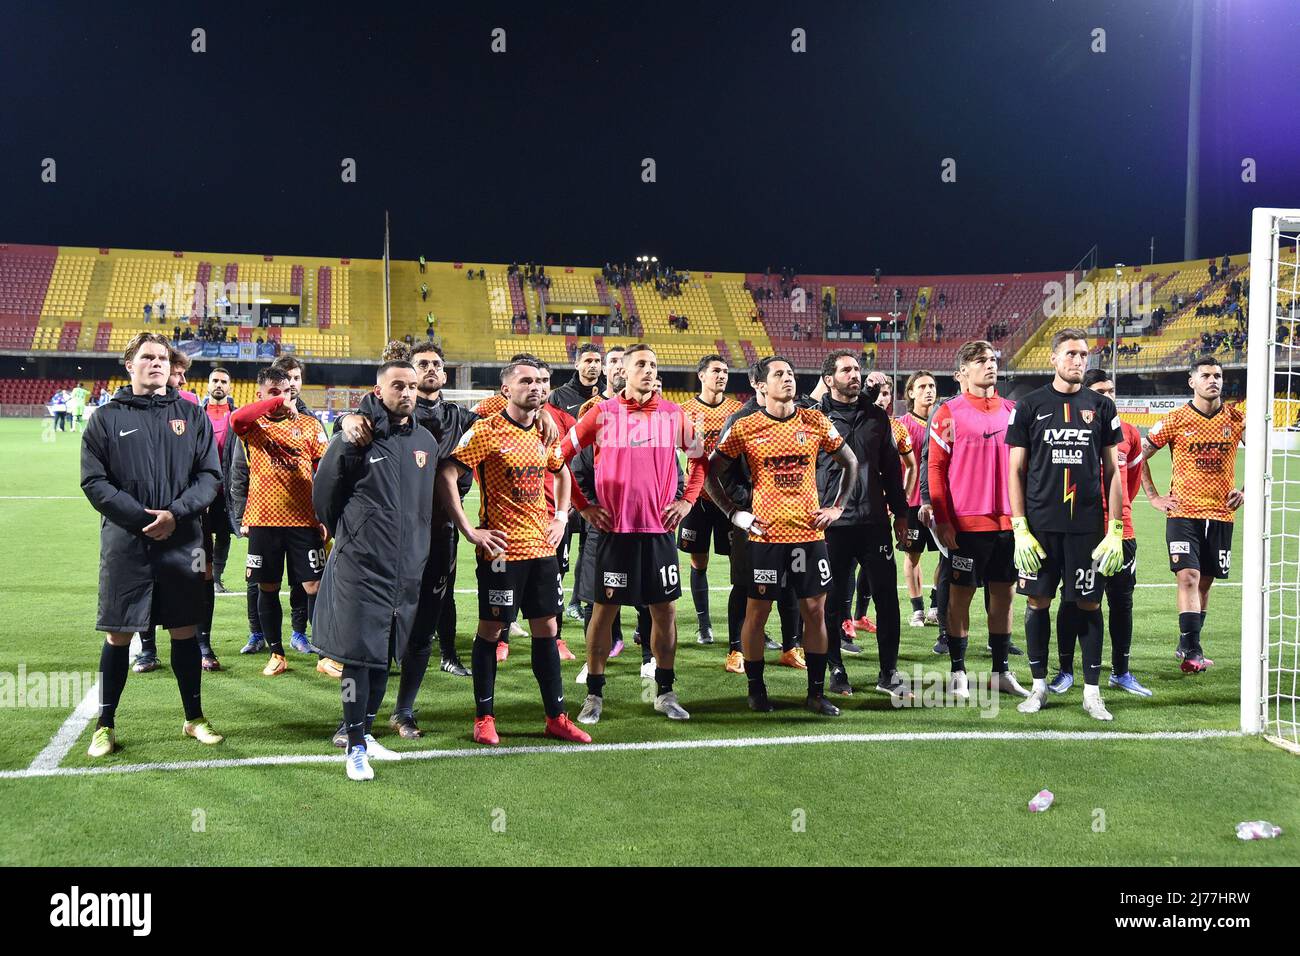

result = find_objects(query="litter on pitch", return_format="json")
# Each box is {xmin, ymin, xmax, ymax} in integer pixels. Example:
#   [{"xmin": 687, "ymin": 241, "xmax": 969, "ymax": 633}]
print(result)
[
  {"xmin": 1235, "ymin": 821, "xmax": 1281, "ymax": 840},
  {"xmin": 1028, "ymin": 789, "xmax": 1054, "ymax": 812}
]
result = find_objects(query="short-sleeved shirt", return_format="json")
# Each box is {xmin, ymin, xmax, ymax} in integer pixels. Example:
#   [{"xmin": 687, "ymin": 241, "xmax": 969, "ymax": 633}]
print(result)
[
  {"xmin": 243, "ymin": 412, "xmax": 329, "ymax": 527},
  {"xmin": 452, "ymin": 410, "xmax": 565, "ymax": 560},
  {"xmin": 1146, "ymin": 401, "xmax": 1244, "ymax": 523},
  {"xmin": 1004, "ymin": 384, "xmax": 1122, "ymax": 534},
  {"xmin": 714, "ymin": 406, "xmax": 844, "ymax": 543},
  {"xmin": 681, "ymin": 395, "xmax": 743, "ymax": 503}
]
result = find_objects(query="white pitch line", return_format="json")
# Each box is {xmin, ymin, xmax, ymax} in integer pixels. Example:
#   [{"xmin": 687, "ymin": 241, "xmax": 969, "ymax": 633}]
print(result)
[
  {"xmin": 0, "ymin": 728, "xmax": 1245, "ymax": 781},
  {"xmin": 26, "ymin": 681, "xmax": 101, "ymax": 772},
  {"xmin": 0, "ymin": 496, "xmax": 82, "ymax": 499}
]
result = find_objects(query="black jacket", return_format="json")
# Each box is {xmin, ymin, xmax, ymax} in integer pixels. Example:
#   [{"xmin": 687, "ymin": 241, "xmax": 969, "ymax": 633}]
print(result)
[
  {"xmin": 310, "ymin": 393, "xmax": 440, "ymax": 668},
  {"xmin": 815, "ymin": 394, "xmax": 907, "ymax": 526},
  {"xmin": 81, "ymin": 386, "xmax": 221, "ymax": 537},
  {"xmin": 417, "ymin": 393, "xmax": 476, "ymax": 503},
  {"xmin": 549, "ymin": 372, "xmax": 601, "ymax": 420}
]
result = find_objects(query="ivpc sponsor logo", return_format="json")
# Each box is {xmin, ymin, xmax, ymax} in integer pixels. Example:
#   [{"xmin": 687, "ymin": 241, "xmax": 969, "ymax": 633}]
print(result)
[{"xmin": 50, "ymin": 886, "xmax": 152, "ymax": 936}]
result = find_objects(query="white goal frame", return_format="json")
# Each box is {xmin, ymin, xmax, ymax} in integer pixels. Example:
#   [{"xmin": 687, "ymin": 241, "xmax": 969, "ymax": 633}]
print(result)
[{"xmin": 1241, "ymin": 207, "xmax": 1300, "ymax": 752}]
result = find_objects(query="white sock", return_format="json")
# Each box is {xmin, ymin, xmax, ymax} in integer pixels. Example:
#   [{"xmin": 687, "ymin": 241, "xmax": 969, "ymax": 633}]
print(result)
[
  {"xmin": 1083, "ymin": 683, "xmax": 1101, "ymax": 703},
  {"xmin": 1032, "ymin": 678, "xmax": 1047, "ymax": 694}
]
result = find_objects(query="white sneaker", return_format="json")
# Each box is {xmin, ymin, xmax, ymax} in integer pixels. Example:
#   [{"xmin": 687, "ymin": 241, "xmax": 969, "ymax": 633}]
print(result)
[
  {"xmin": 346, "ymin": 745, "xmax": 374, "ymax": 781},
  {"xmin": 924, "ymin": 607, "xmax": 940, "ymax": 626},
  {"xmin": 363, "ymin": 733, "xmax": 401, "ymax": 761},
  {"xmin": 577, "ymin": 693, "xmax": 602, "ymax": 724},
  {"xmin": 909, "ymin": 610, "xmax": 926, "ymax": 628},
  {"xmin": 575, "ymin": 663, "xmax": 588, "ymax": 685},
  {"xmin": 1018, "ymin": 690, "xmax": 1048, "ymax": 714},
  {"xmin": 509, "ymin": 621, "xmax": 527, "ymax": 637},
  {"xmin": 654, "ymin": 691, "xmax": 690, "ymax": 720},
  {"xmin": 991, "ymin": 671, "xmax": 1032, "ymax": 698},
  {"xmin": 1082, "ymin": 695, "xmax": 1114, "ymax": 721},
  {"xmin": 640, "ymin": 656, "xmax": 657, "ymax": 679},
  {"xmin": 949, "ymin": 671, "xmax": 970, "ymax": 701}
]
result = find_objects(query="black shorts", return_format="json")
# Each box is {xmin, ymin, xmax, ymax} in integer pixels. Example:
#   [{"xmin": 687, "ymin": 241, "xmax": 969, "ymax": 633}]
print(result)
[
  {"xmin": 477, "ymin": 555, "xmax": 563, "ymax": 623},
  {"xmin": 949, "ymin": 531, "xmax": 1016, "ymax": 588},
  {"xmin": 1107, "ymin": 538, "xmax": 1138, "ymax": 595},
  {"xmin": 677, "ymin": 499, "xmax": 732, "ymax": 555},
  {"xmin": 246, "ymin": 525, "xmax": 326, "ymax": 586},
  {"xmin": 594, "ymin": 531, "xmax": 681, "ymax": 606},
  {"xmin": 749, "ymin": 539, "xmax": 833, "ymax": 600},
  {"xmin": 901, "ymin": 505, "xmax": 938, "ymax": 554},
  {"xmin": 1166, "ymin": 517, "xmax": 1233, "ymax": 579},
  {"xmin": 1016, "ymin": 531, "xmax": 1104, "ymax": 602}
]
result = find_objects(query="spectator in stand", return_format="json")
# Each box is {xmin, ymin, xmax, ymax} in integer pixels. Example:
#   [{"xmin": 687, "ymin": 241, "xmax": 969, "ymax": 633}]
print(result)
[
  {"xmin": 1208, "ymin": 259, "xmax": 1218, "ymax": 283},
  {"xmin": 421, "ymin": 282, "xmax": 429, "ymax": 300},
  {"xmin": 404, "ymin": 333, "xmax": 415, "ymax": 347},
  {"xmin": 874, "ymin": 267, "xmax": 882, "ymax": 285},
  {"xmin": 419, "ymin": 255, "xmax": 426, "ymax": 274},
  {"xmin": 1222, "ymin": 254, "xmax": 1230, "ymax": 274},
  {"xmin": 144, "ymin": 303, "xmax": 153, "ymax": 324},
  {"xmin": 934, "ymin": 320, "xmax": 944, "ymax": 340}
]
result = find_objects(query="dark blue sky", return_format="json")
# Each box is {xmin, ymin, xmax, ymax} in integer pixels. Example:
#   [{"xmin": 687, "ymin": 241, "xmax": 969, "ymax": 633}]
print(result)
[{"xmin": 2, "ymin": 0, "xmax": 1296, "ymax": 275}]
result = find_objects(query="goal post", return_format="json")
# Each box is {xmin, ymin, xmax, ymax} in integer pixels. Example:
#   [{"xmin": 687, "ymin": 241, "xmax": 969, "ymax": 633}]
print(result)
[{"xmin": 1241, "ymin": 207, "xmax": 1300, "ymax": 751}]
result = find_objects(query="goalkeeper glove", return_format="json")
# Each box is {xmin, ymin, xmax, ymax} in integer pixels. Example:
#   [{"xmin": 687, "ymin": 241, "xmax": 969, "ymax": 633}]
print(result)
[
  {"xmin": 1011, "ymin": 516, "xmax": 1046, "ymax": 575},
  {"xmin": 730, "ymin": 510, "xmax": 756, "ymax": 532},
  {"xmin": 1091, "ymin": 519, "xmax": 1125, "ymax": 577}
]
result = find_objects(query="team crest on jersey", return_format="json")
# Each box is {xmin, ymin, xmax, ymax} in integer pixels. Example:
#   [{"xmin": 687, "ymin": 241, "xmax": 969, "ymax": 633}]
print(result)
[
  {"xmin": 414, "ymin": 450, "xmax": 428, "ymax": 468},
  {"xmin": 795, "ymin": 430, "xmax": 808, "ymax": 444},
  {"xmin": 170, "ymin": 419, "xmax": 185, "ymax": 436},
  {"xmin": 1080, "ymin": 409, "xmax": 1094, "ymax": 425}
]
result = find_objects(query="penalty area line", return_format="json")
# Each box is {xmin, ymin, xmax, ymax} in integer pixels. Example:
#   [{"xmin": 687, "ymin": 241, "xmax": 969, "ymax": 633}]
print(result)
[{"xmin": 0, "ymin": 728, "xmax": 1244, "ymax": 780}]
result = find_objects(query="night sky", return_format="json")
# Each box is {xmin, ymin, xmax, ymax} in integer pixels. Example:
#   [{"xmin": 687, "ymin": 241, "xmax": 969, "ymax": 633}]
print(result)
[{"xmin": 2, "ymin": 0, "xmax": 1297, "ymax": 275}]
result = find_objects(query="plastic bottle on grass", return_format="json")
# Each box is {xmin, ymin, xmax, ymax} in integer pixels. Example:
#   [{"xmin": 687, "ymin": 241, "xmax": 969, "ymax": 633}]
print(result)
[
  {"xmin": 1028, "ymin": 789, "xmax": 1054, "ymax": 812},
  {"xmin": 1235, "ymin": 821, "xmax": 1281, "ymax": 840}
]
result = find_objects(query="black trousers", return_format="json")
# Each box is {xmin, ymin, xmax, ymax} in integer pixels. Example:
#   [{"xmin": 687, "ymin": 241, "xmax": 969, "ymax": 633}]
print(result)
[{"xmin": 824, "ymin": 524, "xmax": 900, "ymax": 678}]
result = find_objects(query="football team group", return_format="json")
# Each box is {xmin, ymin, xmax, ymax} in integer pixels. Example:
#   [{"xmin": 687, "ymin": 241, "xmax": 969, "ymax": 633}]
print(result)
[{"xmin": 77, "ymin": 327, "xmax": 1243, "ymax": 779}]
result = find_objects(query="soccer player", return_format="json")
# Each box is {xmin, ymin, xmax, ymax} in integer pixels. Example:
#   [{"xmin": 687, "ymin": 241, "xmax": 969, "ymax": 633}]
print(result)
[
  {"xmin": 550, "ymin": 342, "xmax": 604, "ymax": 418},
  {"xmin": 1140, "ymin": 356, "xmax": 1245, "ymax": 673},
  {"xmin": 229, "ymin": 366, "xmax": 329, "ymax": 676},
  {"xmin": 815, "ymin": 351, "xmax": 910, "ymax": 698},
  {"xmin": 899, "ymin": 370, "xmax": 942, "ymax": 627},
  {"xmin": 1007, "ymin": 329, "xmax": 1125, "ymax": 719},
  {"xmin": 80, "ymin": 332, "xmax": 224, "ymax": 757},
  {"xmin": 677, "ymin": 355, "xmax": 743, "ymax": 646},
  {"xmin": 440, "ymin": 359, "xmax": 592, "ymax": 745},
  {"xmin": 67, "ymin": 381, "xmax": 88, "ymax": 433},
  {"xmin": 202, "ymin": 367, "xmax": 237, "ymax": 597},
  {"xmin": 928, "ymin": 341, "xmax": 1031, "ymax": 701},
  {"xmin": 270, "ymin": 356, "xmax": 314, "ymax": 649},
  {"xmin": 709, "ymin": 355, "xmax": 859, "ymax": 715},
  {"xmin": 312, "ymin": 362, "xmax": 440, "ymax": 780},
  {"xmin": 560, "ymin": 344, "xmax": 706, "ymax": 723},
  {"xmin": 1050, "ymin": 369, "xmax": 1151, "ymax": 697}
]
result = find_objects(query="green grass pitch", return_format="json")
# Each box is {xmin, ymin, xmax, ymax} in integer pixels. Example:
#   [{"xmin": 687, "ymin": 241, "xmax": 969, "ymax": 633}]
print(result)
[{"xmin": 0, "ymin": 417, "xmax": 1295, "ymax": 866}]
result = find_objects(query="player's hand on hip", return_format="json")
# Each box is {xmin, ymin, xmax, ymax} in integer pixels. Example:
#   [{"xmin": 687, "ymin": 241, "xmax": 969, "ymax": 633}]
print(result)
[
  {"xmin": 1149, "ymin": 494, "xmax": 1179, "ymax": 514},
  {"xmin": 545, "ymin": 516, "xmax": 567, "ymax": 548},
  {"xmin": 934, "ymin": 522, "xmax": 958, "ymax": 551},
  {"xmin": 1226, "ymin": 488, "xmax": 1244, "ymax": 511},
  {"xmin": 340, "ymin": 414, "xmax": 372, "ymax": 446},
  {"xmin": 580, "ymin": 505, "xmax": 613, "ymax": 532},
  {"xmin": 142, "ymin": 509, "xmax": 176, "ymax": 541},
  {"xmin": 469, "ymin": 526, "xmax": 508, "ymax": 557},
  {"xmin": 812, "ymin": 505, "xmax": 842, "ymax": 530},
  {"xmin": 661, "ymin": 499, "xmax": 691, "ymax": 531}
]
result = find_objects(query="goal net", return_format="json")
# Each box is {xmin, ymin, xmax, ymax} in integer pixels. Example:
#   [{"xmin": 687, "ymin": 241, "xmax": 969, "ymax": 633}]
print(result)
[{"xmin": 1241, "ymin": 207, "xmax": 1300, "ymax": 753}]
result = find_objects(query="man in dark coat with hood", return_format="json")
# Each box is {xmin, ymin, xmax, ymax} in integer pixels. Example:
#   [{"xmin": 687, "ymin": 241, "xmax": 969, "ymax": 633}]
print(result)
[{"xmin": 311, "ymin": 361, "xmax": 439, "ymax": 781}]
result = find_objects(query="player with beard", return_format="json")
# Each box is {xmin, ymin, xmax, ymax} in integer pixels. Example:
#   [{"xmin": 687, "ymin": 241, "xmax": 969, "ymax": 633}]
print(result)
[
  {"xmin": 561, "ymin": 345, "xmax": 706, "ymax": 723},
  {"xmin": 709, "ymin": 356, "xmax": 858, "ymax": 715},
  {"xmin": 677, "ymin": 355, "xmax": 743, "ymax": 646},
  {"xmin": 814, "ymin": 352, "xmax": 910, "ymax": 698},
  {"xmin": 1140, "ymin": 356, "xmax": 1244, "ymax": 674},
  {"xmin": 1008, "ymin": 329, "xmax": 1125, "ymax": 719}
]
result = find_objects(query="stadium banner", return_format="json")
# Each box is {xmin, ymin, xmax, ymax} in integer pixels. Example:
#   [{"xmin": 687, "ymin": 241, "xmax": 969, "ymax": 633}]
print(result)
[
  {"xmin": 178, "ymin": 341, "xmax": 203, "ymax": 358},
  {"xmin": 1114, "ymin": 397, "xmax": 1186, "ymax": 415},
  {"xmin": 255, "ymin": 343, "xmax": 278, "ymax": 358},
  {"xmin": 238, "ymin": 343, "xmax": 256, "ymax": 359},
  {"xmin": 219, "ymin": 343, "xmax": 239, "ymax": 358}
]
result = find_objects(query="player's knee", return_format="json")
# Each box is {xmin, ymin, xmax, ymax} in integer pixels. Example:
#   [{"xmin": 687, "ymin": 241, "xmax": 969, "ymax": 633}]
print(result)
[
  {"xmin": 258, "ymin": 582, "xmax": 279, "ymax": 592},
  {"xmin": 690, "ymin": 554, "xmax": 708, "ymax": 572},
  {"xmin": 1026, "ymin": 596, "xmax": 1052, "ymax": 610},
  {"xmin": 1076, "ymin": 600, "xmax": 1100, "ymax": 612}
]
